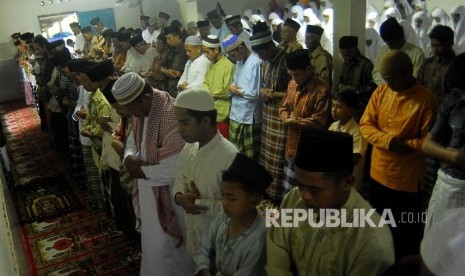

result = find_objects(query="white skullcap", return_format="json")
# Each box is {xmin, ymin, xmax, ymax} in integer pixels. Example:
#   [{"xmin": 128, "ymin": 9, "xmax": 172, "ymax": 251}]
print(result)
[
  {"xmin": 111, "ymin": 72, "xmax": 146, "ymax": 105},
  {"xmin": 421, "ymin": 208, "xmax": 465, "ymax": 276},
  {"xmin": 175, "ymin": 89, "xmax": 215, "ymax": 111},
  {"xmin": 185, "ymin": 35, "xmax": 202, "ymax": 46}
]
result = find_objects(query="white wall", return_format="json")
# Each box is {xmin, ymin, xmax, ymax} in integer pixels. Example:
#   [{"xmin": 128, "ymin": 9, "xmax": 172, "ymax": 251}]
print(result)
[{"xmin": 0, "ymin": 0, "xmax": 182, "ymax": 60}]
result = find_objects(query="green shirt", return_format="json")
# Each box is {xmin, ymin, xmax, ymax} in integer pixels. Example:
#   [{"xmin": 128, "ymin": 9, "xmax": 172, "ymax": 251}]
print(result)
[
  {"xmin": 203, "ymin": 56, "xmax": 235, "ymax": 122},
  {"xmin": 266, "ymin": 188, "xmax": 395, "ymax": 276},
  {"xmin": 83, "ymin": 88, "xmax": 111, "ymax": 139}
]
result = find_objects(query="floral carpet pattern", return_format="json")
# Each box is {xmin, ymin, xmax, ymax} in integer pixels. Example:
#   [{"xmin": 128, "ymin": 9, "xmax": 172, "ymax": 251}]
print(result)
[{"xmin": 0, "ymin": 101, "xmax": 140, "ymax": 275}]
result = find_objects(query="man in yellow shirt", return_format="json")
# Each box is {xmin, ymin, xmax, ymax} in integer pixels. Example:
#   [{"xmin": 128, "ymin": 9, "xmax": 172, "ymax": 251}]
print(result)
[
  {"xmin": 266, "ymin": 129, "xmax": 395, "ymax": 275},
  {"xmin": 360, "ymin": 50, "xmax": 437, "ymax": 259}
]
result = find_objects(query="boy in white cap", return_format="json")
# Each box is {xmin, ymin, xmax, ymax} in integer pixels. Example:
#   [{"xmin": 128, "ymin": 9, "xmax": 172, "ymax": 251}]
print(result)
[
  {"xmin": 111, "ymin": 72, "xmax": 194, "ymax": 275},
  {"xmin": 173, "ymin": 88, "xmax": 238, "ymax": 259}
]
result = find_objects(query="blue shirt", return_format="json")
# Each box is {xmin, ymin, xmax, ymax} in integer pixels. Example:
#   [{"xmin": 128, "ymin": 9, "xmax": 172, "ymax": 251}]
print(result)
[{"xmin": 230, "ymin": 52, "xmax": 262, "ymax": 124}]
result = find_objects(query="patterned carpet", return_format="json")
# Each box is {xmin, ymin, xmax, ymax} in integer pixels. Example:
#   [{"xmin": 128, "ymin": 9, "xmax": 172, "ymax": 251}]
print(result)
[{"xmin": 0, "ymin": 101, "xmax": 140, "ymax": 275}]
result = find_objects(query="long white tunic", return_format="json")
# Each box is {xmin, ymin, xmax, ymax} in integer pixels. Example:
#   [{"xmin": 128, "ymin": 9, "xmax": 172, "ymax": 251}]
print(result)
[
  {"xmin": 177, "ymin": 54, "xmax": 211, "ymax": 92},
  {"xmin": 172, "ymin": 133, "xmax": 238, "ymax": 258},
  {"xmin": 125, "ymin": 120, "xmax": 195, "ymax": 275}
]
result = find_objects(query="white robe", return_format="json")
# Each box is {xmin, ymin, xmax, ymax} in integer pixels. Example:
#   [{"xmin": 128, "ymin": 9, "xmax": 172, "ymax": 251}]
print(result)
[
  {"xmin": 125, "ymin": 120, "xmax": 195, "ymax": 275},
  {"xmin": 177, "ymin": 54, "xmax": 211, "ymax": 92},
  {"xmin": 173, "ymin": 133, "xmax": 238, "ymax": 259}
]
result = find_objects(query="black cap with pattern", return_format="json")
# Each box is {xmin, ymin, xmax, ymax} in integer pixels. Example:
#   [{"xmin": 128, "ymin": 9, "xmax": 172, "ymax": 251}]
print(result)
[
  {"xmin": 306, "ymin": 25, "xmax": 324, "ymax": 36},
  {"xmin": 158, "ymin": 11, "xmax": 170, "ymax": 21},
  {"xmin": 283, "ymin": 18, "xmax": 301, "ymax": 32}
]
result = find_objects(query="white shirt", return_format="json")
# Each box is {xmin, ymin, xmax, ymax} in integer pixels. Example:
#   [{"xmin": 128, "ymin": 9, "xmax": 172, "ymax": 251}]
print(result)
[
  {"xmin": 148, "ymin": 29, "xmax": 161, "ymax": 45},
  {"xmin": 121, "ymin": 48, "xmax": 142, "ymax": 73},
  {"xmin": 141, "ymin": 47, "xmax": 158, "ymax": 73},
  {"xmin": 100, "ymin": 108, "xmax": 121, "ymax": 171},
  {"xmin": 172, "ymin": 133, "xmax": 238, "ymax": 257},
  {"xmin": 142, "ymin": 28, "xmax": 151, "ymax": 44},
  {"xmin": 74, "ymin": 33, "xmax": 85, "ymax": 58},
  {"xmin": 177, "ymin": 54, "xmax": 211, "ymax": 92},
  {"xmin": 72, "ymin": 85, "xmax": 92, "ymax": 146}
]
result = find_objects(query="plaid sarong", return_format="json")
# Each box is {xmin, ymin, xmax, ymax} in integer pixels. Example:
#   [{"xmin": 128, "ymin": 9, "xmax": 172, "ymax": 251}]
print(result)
[
  {"xmin": 260, "ymin": 103, "xmax": 287, "ymax": 202},
  {"xmin": 82, "ymin": 145, "xmax": 105, "ymax": 210},
  {"xmin": 229, "ymin": 119, "xmax": 261, "ymax": 161}
]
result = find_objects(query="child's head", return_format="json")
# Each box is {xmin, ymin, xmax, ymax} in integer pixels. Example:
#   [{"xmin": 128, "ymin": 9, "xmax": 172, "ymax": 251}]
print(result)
[
  {"xmin": 221, "ymin": 153, "xmax": 272, "ymax": 218},
  {"xmin": 331, "ymin": 87, "xmax": 359, "ymax": 122}
]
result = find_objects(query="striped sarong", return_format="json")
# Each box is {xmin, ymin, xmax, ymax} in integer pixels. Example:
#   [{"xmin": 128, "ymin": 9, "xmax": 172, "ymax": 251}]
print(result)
[
  {"xmin": 67, "ymin": 111, "xmax": 85, "ymax": 186},
  {"xmin": 425, "ymin": 168, "xmax": 465, "ymax": 234},
  {"xmin": 260, "ymin": 103, "xmax": 287, "ymax": 202},
  {"xmin": 229, "ymin": 119, "xmax": 261, "ymax": 161},
  {"xmin": 82, "ymin": 145, "xmax": 105, "ymax": 210}
]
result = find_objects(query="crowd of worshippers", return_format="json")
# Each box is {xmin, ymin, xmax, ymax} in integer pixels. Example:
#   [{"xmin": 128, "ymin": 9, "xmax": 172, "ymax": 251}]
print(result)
[{"xmin": 9, "ymin": 0, "xmax": 465, "ymax": 275}]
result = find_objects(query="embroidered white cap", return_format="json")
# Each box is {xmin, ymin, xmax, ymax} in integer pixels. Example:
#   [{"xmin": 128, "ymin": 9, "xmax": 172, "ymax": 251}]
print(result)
[
  {"xmin": 111, "ymin": 72, "xmax": 146, "ymax": 105},
  {"xmin": 175, "ymin": 89, "xmax": 215, "ymax": 111}
]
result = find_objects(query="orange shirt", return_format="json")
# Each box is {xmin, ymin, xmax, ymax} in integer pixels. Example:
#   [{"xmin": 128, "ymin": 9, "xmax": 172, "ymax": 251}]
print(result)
[
  {"xmin": 279, "ymin": 77, "xmax": 330, "ymax": 160},
  {"xmin": 360, "ymin": 82, "xmax": 437, "ymax": 192}
]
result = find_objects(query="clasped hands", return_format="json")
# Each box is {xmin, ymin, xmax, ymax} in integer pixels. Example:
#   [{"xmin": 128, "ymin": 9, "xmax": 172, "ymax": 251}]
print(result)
[{"xmin": 176, "ymin": 181, "xmax": 207, "ymax": 215}]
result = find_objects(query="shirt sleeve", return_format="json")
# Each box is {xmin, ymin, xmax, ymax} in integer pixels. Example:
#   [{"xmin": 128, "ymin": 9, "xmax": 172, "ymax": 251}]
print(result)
[
  {"xmin": 240, "ymin": 62, "xmax": 261, "ymax": 100},
  {"xmin": 177, "ymin": 61, "xmax": 189, "ymax": 86},
  {"xmin": 194, "ymin": 215, "xmax": 219, "ymax": 274},
  {"xmin": 279, "ymin": 83, "xmax": 293, "ymax": 121},
  {"xmin": 186, "ymin": 59, "xmax": 210, "ymax": 89},
  {"xmin": 297, "ymin": 87, "xmax": 330, "ymax": 128},
  {"xmin": 428, "ymin": 94, "xmax": 453, "ymax": 143},
  {"xmin": 266, "ymin": 225, "xmax": 293, "ymax": 276},
  {"xmin": 172, "ymin": 145, "xmax": 188, "ymax": 197},
  {"xmin": 404, "ymin": 95, "xmax": 437, "ymax": 150},
  {"xmin": 231, "ymin": 232, "xmax": 266, "ymax": 276},
  {"xmin": 123, "ymin": 129, "xmax": 137, "ymax": 161},
  {"xmin": 411, "ymin": 49, "xmax": 425, "ymax": 78},
  {"xmin": 359, "ymin": 86, "xmax": 396, "ymax": 150}
]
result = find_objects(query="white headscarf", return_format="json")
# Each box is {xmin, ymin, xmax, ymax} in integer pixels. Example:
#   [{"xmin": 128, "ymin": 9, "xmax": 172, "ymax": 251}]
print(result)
[
  {"xmin": 271, "ymin": 18, "xmax": 284, "ymax": 26},
  {"xmin": 241, "ymin": 19, "xmax": 251, "ymax": 33},
  {"xmin": 385, "ymin": 7, "xmax": 402, "ymax": 22},
  {"xmin": 291, "ymin": 5, "xmax": 305, "ymax": 25},
  {"xmin": 412, "ymin": 11, "xmax": 429, "ymax": 53},
  {"xmin": 303, "ymin": 8, "xmax": 321, "ymax": 26},
  {"xmin": 367, "ymin": 11, "xmax": 381, "ymax": 32},
  {"xmin": 365, "ymin": 27, "xmax": 383, "ymax": 63},
  {"xmin": 400, "ymin": 19, "xmax": 422, "ymax": 48},
  {"xmin": 243, "ymin": 9, "xmax": 253, "ymax": 20},
  {"xmin": 268, "ymin": 12, "xmax": 280, "ymax": 23},
  {"xmin": 322, "ymin": 8, "xmax": 334, "ymax": 55},
  {"xmin": 414, "ymin": 1, "xmax": 427, "ymax": 13},
  {"xmin": 249, "ymin": 14, "xmax": 265, "ymax": 26},
  {"xmin": 450, "ymin": 5, "xmax": 465, "ymax": 54},
  {"xmin": 396, "ymin": 0, "xmax": 414, "ymax": 19},
  {"xmin": 431, "ymin": 8, "xmax": 452, "ymax": 28},
  {"xmin": 381, "ymin": 1, "xmax": 396, "ymax": 22},
  {"xmin": 308, "ymin": 1, "xmax": 320, "ymax": 18}
]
